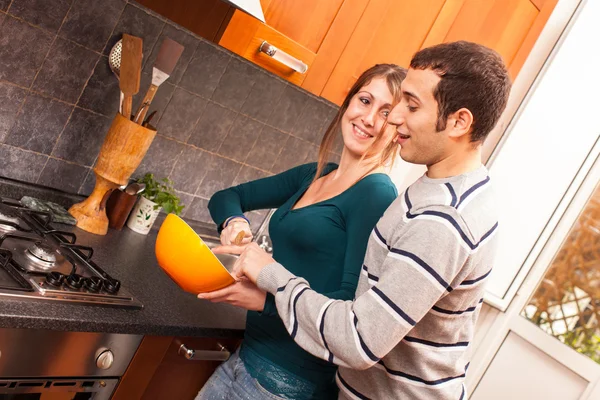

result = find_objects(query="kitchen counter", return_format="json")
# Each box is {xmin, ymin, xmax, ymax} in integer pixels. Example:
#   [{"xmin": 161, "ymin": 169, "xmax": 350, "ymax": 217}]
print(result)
[{"xmin": 0, "ymin": 179, "xmax": 246, "ymax": 338}]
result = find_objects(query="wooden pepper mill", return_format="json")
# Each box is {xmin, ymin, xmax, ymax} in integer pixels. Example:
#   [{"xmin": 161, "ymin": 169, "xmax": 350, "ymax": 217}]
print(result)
[{"xmin": 69, "ymin": 113, "xmax": 156, "ymax": 235}]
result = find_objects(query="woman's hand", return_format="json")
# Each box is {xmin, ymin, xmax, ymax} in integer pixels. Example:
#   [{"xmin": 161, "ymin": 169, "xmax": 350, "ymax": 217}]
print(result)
[
  {"xmin": 220, "ymin": 218, "xmax": 253, "ymax": 246},
  {"xmin": 213, "ymin": 243, "xmax": 275, "ymax": 284},
  {"xmin": 197, "ymin": 279, "xmax": 266, "ymax": 311}
]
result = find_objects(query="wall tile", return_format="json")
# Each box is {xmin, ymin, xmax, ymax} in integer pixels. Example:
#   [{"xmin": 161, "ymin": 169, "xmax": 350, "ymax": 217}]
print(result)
[
  {"xmin": 0, "ymin": 144, "xmax": 48, "ymax": 182},
  {"xmin": 78, "ymin": 168, "xmax": 95, "ymax": 196},
  {"xmin": 77, "ymin": 56, "xmax": 120, "ymax": 117},
  {"xmin": 0, "ymin": 82, "xmax": 27, "ymax": 142},
  {"xmin": 168, "ymin": 146, "xmax": 206, "ymax": 193},
  {"xmin": 218, "ymin": 114, "xmax": 262, "ymax": 162},
  {"xmin": 304, "ymin": 143, "xmax": 319, "ymax": 164},
  {"xmin": 179, "ymin": 41, "xmax": 230, "ymax": 99},
  {"xmin": 103, "ymin": 4, "xmax": 164, "ymax": 66},
  {"xmin": 292, "ymin": 96, "xmax": 332, "ymax": 144},
  {"xmin": 232, "ymin": 165, "xmax": 270, "ymax": 186},
  {"xmin": 156, "ymin": 87, "xmax": 206, "ymax": 141},
  {"xmin": 52, "ymin": 107, "xmax": 111, "ymax": 166},
  {"xmin": 132, "ymin": 74, "xmax": 174, "ymax": 125},
  {"xmin": 134, "ymin": 135, "xmax": 184, "ymax": 180},
  {"xmin": 187, "ymin": 101, "xmax": 236, "ymax": 152},
  {"xmin": 211, "ymin": 58, "xmax": 260, "ymax": 111},
  {"xmin": 272, "ymin": 136, "xmax": 312, "ymax": 174},
  {"xmin": 59, "ymin": 0, "xmax": 124, "ymax": 52},
  {"xmin": 0, "ymin": 0, "xmax": 10, "ymax": 11},
  {"xmin": 142, "ymin": 22, "xmax": 199, "ymax": 86},
  {"xmin": 240, "ymin": 71, "xmax": 286, "ymax": 123},
  {"xmin": 0, "ymin": 15, "xmax": 53, "ymax": 87},
  {"xmin": 195, "ymin": 153, "xmax": 241, "ymax": 198},
  {"xmin": 3, "ymin": 93, "xmax": 72, "ymax": 154},
  {"xmin": 267, "ymin": 85, "xmax": 308, "ymax": 133},
  {"xmin": 185, "ymin": 197, "xmax": 212, "ymax": 224},
  {"xmin": 32, "ymin": 38, "xmax": 99, "ymax": 103},
  {"xmin": 9, "ymin": 0, "xmax": 72, "ymax": 32},
  {"xmin": 174, "ymin": 190, "xmax": 194, "ymax": 218},
  {"xmin": 245, "ymin": 126, "xmax": 288, "ymax": 171},
  {"xmin": 38, "ymin": 158, "xmax": 87, "ymax": 193}
]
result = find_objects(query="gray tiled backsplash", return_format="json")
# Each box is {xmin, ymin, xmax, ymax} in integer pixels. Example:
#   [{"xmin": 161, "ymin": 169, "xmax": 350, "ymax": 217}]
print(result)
[
  {"xmin": 4, "ymin": 93, "xmax": 72, "ymax": 154},
  {"xmin": 0, "ymin": 0, "xmax": 339, "ymax": 232},
  {"xmin": 9, "ymin": 0, "xmax": 72, "ymax": 33}
]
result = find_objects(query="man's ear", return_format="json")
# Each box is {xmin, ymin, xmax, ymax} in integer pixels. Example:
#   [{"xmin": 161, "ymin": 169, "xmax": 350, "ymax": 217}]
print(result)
[{"xmin": 447, "ymin": 108, "xmax": 473, "ymax": 139}]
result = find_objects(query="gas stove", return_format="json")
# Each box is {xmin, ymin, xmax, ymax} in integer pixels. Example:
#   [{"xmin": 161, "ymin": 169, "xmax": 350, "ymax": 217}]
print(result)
[{"xmin": 0, "ymin": 198, "xmax": 142, "ymax": 309}]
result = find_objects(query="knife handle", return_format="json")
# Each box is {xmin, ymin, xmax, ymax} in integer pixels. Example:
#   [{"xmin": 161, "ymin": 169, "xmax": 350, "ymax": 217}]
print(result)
[{"xmin": 135, "ymin": 84, "xmax": 158, "ymax": 124}]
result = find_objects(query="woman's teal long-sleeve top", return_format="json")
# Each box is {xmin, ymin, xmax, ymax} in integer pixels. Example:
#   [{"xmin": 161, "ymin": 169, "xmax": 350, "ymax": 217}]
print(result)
[{"xmin": 208, "ymin": 163, "xmax": 397, "ymax": 399}]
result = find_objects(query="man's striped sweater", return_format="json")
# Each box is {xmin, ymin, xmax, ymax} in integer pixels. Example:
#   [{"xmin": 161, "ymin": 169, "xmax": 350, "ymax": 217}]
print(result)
[{"xmin": 256, "ymin": 165, "xmax": 498, "ymax": 399}]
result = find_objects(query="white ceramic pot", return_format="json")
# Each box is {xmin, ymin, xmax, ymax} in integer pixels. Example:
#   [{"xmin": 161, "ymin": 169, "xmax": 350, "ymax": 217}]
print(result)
[{"xmin": 126, "ymin": 196, "xmax": 161, "ymax": 235}]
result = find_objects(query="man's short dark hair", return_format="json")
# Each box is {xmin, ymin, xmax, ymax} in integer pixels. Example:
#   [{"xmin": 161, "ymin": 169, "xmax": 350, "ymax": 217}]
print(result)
[{"xmin": 410, "ymin": 41, "xmax": 511, "ymax": 143}]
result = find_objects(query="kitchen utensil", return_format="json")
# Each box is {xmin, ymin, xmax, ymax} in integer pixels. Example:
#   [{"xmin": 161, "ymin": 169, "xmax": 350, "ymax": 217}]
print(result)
[
  {"xmin": 233, "ymin": 230, "xmax": 245, "ymax": 246},
  {"xmin": 68, "ymin": 113, "xmax": 157, "ymax": 235},
  {"xmin": 134, "ymin": 38, "xmax": 184, "ymax": 123},
  {"xmin": 108, "ymin": 39, "xmax": 124, "ymax": 113},
  {"xmin": 106, "ymin": 188, "xmax": 139, "ymax": 230},
  {"xmin": 141, "ymin": 110, "xmax": 157, "ymax": 127},
  {"xmin": 119, "ymin": 34, "xmax": 143, "ymax": 119},
  {"xmin": 125, "ymin": 182, "xmax": 146, "ymax": 195},
  {"xmin": 155, "ymin": 214, "xmax": 235, "ymax": 293},
  {"xmin": 133, "ymin": 102, "xmax": 150, "ymax": 124}
]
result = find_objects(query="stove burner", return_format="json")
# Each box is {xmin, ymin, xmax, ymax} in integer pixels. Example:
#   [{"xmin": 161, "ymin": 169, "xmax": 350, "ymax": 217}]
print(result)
[
  {"xmin": 103, "ymin": 278, "xmax": 121, "ymax": 294},
  {"xmin": 45, "ymin": 271, "xmax": 65, "ymax": 287},
  {"xmin": 65, "ymin": 274, "xmax": 83, "ymax": 290},
  {"xmin": 0, "ymin": 210, "xmax": 21, "ymax": 232},
  {"xmin": 25, "ymin": 242, "xmax": 57, "ymax": 265},
  {"xmin": 84, "ymin": 276, "xmax": 103, "ymax": 293}
]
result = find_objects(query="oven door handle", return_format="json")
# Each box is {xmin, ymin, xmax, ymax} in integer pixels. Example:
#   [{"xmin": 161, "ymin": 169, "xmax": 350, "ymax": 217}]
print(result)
[{"xmin": 178, "ymin": 343, "xmax": 230, "ymax": 361}]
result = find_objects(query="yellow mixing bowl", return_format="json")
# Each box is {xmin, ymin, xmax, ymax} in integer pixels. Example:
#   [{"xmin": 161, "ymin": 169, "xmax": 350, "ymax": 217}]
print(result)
[{"xmin": 155, "ymin": 214, "xmax": 235, "ymax": 293}]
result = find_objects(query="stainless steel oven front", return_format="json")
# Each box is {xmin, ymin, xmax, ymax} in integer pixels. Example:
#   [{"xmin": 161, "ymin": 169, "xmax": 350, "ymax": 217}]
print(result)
[{"xmin": 0, "ymin": 328, "xmax": 142, "ymax": 400}]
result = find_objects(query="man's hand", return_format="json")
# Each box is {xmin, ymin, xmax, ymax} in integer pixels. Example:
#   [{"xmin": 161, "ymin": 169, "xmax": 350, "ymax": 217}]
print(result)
[
  {"xmin": 197, "ymin": 279, "xmax": 267, "ymax": 311},
  {"xmin": 213, "ymin": 243, "xmax": 275, "ymax": 284}
]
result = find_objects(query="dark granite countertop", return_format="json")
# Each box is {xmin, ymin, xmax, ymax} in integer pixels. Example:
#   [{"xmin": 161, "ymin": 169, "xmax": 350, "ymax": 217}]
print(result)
[{"xmin": 0, "ymin": 178, "xmax": 246, "ymax": 339}]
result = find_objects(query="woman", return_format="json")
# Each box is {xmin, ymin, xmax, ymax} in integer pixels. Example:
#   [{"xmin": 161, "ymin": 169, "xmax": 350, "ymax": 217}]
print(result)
[{"xmin": 197, "ymin": 64, "xmax": 406, "ymax": 400}]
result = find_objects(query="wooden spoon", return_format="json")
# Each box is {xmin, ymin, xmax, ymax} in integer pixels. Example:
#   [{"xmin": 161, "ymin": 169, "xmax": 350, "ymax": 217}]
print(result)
[{"xmin": 120, "ymin": 34, "xmax": 143, "ymax": 119}]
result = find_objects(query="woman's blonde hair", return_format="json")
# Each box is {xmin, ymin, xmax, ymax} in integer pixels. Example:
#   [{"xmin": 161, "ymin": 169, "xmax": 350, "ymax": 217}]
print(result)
[{"xmin": 315, "ymin": 64, "xmax": 407, "ymax": 180}]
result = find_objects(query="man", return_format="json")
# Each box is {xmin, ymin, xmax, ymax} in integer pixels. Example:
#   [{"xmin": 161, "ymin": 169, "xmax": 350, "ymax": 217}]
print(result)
[{"xmin": 209, "ymin": 41, "xmax": 511, "ymax": 399}]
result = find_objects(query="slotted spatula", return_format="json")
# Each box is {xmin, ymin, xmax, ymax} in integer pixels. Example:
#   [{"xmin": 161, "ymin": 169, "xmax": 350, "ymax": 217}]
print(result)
[
  {"xmin": 120, "ymin": 34, "xmax": 143, "ymax": 119},
  {"xmin": 134, "ymin": 38, "xmax": 184, "ymax": 123}
]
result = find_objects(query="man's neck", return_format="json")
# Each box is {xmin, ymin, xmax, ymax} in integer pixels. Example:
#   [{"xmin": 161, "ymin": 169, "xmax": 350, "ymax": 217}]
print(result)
[{"xmin": 426, "ymin": 148, "xmax": 483, "ymax": 179}]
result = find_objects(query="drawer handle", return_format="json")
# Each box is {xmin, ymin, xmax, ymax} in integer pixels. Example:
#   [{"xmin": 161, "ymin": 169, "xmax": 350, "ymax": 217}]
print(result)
[
  {"xmin": 178, "ymin": 343, "xmax": 230, "ymax": 361},
  {"xmin": 259, "ymin": 41, "xmax": 308, "ymax": 74}
]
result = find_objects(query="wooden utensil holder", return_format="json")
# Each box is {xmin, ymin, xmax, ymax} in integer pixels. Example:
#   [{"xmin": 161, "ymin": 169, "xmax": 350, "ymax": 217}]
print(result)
[{"xmin": 68, "ymin": 113, "xmax": 157, "ymax": 235}]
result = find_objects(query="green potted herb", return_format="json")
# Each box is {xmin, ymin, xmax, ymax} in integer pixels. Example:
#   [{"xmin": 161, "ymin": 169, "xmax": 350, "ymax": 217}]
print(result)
[{"xmin": 126, "ymin": 173, "xmax": 184, "ymax": 234}]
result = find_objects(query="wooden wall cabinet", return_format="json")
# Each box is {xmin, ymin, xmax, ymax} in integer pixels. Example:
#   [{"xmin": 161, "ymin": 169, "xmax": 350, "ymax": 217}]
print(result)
[
  {"xmin": 139, "ymin": 0, "xmax": 558, "ymax": 105},
  {"xmin": 219, "ymin": 0, "xmax": 558, "ymax": 105},
  {"xmin": 112, "ymin": 336, "xmax": 241, "ymax": 400}
]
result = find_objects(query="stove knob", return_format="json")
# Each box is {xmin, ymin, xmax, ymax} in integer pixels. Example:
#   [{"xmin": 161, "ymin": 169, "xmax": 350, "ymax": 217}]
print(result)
[{"xmin": 96, "ymin": 349, "xmax": 114, "ymax": 370}]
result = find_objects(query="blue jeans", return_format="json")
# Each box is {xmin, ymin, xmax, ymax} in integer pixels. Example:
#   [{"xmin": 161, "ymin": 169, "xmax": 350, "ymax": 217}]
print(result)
[{"xmin": 195, "ymin": 349, "xmax": 288, "ymax": 400}]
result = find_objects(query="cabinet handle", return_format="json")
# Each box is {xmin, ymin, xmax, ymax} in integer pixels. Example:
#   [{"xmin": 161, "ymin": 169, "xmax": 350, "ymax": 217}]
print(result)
[
  {"xmin": 178, "ymin": 343, "xmax": 230, "ymax": 361},
  {"xmin": 259, "ymin": 41, "xmax": 308, "ymax": 74}
]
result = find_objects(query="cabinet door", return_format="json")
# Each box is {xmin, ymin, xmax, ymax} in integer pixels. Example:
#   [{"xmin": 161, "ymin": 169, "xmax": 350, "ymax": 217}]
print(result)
[
  {"xmin": 321, "ymin": 0, "xmax": 558, "ymax": 105},
  {"xmin": 219, "ymin": 0, "xmax": 367, "ymax": 87},
  {"xmin": 112, "ymin": 336, "xmax": 240, "ymax": 400},
  {"xmin": 141, "ymin": 337, "xmax": 240, "ymax": 400}
]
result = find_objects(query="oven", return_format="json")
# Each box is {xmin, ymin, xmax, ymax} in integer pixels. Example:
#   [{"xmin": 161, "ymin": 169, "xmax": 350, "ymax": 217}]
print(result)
[{"xmin": 0, "ymin": 328, "xmax": 142, "ymax": 400}]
